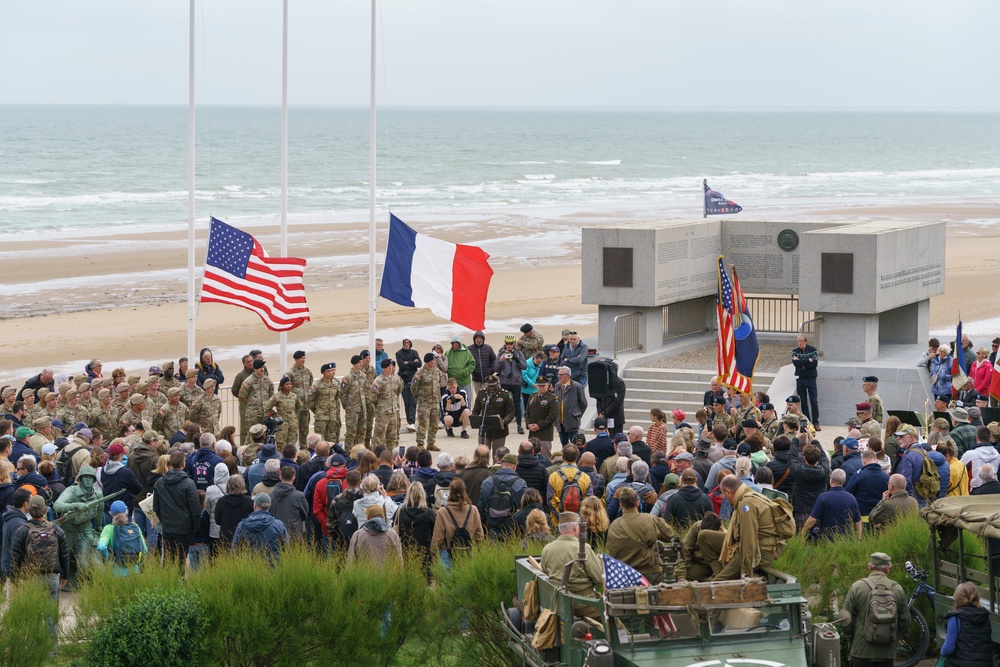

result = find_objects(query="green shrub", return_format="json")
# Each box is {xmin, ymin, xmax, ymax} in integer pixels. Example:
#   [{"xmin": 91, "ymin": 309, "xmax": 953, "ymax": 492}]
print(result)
[
  {"xmin": 76, "ymin": 587, "xmax": 207, "ymax": 667},
  {"xmin": 0, "ymin": 578, "xmax": 59, "ymax": 667}
]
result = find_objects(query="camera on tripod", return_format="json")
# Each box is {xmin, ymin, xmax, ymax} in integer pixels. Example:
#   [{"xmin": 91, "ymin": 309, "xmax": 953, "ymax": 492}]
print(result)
[{"xmin": 263, "ymin": 415, "xmax": 283, "ymax": 444}]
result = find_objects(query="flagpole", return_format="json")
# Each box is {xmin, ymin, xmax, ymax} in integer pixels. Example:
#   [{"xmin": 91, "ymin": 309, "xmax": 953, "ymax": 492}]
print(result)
[
  {"xmin": 368, "ymin": 0, "xmax": 377, "ymax": 353},
  {"xmin": 187, "ymin": 0, "xmax": 196, "ymax": 365},
  {"xmin": 279, "ymin": 0, "xmax": 289, "ymax": 376},
  {"xmin": 702, "ymin": 178, "xmax": 707, "ymax": 219}
]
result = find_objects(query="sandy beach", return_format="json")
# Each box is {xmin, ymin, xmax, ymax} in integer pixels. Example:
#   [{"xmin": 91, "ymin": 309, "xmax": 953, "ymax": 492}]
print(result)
[{"xmin": 1, "ymin": 200, "xmax": 999, "ymax": 386}]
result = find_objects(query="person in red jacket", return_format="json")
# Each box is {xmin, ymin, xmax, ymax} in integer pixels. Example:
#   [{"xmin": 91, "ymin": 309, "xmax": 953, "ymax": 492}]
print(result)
[{"xmin": 312, "ymin": 457, "xmax": 349, "ymax": 538}]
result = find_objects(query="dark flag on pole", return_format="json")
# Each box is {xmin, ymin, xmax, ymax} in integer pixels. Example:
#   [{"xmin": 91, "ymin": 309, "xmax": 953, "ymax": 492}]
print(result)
[{"xmin": 704, "ymin": 180, "xmax": 743, "ymax": 216}]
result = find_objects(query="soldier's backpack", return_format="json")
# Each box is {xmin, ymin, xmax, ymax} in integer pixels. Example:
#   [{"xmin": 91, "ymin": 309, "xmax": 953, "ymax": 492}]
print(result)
[
  {"xmin": 444, "ymin": 506, "xmax": 473, "ymax": 554},
  {"xmin": 24, "ymin": 522, "xmax": 59, "ymax": 574},
  {"xmin": 112, "ymin": 522, "xmax": 144, "ymax": 565},
  {"xmin": 914, "ymin": 449, "xmax": 941, "ymax": 500},
  {"xmin": 556, "ymin": 469, "xmax": 583, "ymax": 513},
  {"xmin": 487, "ymin": 475, "xmax": 516, "ymax": 534},
  {"xmin": 862, "ymin": 578, "xmax": 899, "ymax": 644},
  {"xmin": 765, "ymin": 493, "xmax": 796, "ymax": 540}
]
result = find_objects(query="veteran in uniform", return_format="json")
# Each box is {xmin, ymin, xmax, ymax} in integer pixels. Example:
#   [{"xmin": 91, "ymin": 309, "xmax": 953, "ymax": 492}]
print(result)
[
  {"xmin": 154, "ymin": 387, "xmax": 189, "ymax": 439},
  {"xmin": 87, "ymin": 389, "xmax": 119, "ymax": 443},
  {"xmin": 712, "ymin": 476, "xmax": 786, "ymax": 580},
  {"xmin": 58, "ymin": 389, "xmax": 90, "ymax": 429},
  {"xmin": 472, "ymin": 374, "xmax": 515, "ymax": 456},
  {"xmin": 360, "ymin": 350, "xmax": 377, "ymax": 447},
  {"xmin": 862, "ymin": 375, "xmax": 884, "ymax": 424},
  {"xmin": 189, "ymin": 378, "xmax": 222, "ymax": 437},
  {"xmin": 540, "ymin": 512, "xmax": 603, "ymax": 617}
]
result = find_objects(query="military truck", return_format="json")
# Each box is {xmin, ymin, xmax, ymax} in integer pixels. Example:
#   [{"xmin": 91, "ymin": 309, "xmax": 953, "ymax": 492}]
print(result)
[{"xmin": 501, "ymin": 554, "xmax": 839, "ymax": 667}]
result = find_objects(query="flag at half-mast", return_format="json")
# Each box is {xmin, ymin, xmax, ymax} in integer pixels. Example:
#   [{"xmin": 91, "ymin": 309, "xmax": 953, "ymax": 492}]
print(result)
[
  {"xmin": 200, "ymin": 217, "xmax": 310, "ymax": 332},
  {"xmin": 704, "ymin": 180, "xmax": 743, "ymax": 215},
  {"xmin": 717, "ymin": 257, "xmax": 760, "ymax": 394}
]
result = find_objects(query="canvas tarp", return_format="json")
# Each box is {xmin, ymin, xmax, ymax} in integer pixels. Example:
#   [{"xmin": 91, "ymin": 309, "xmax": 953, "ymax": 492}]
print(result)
[{"xmin": 921, "ymin": 496, "xmax": 1000, "ymax": 539}]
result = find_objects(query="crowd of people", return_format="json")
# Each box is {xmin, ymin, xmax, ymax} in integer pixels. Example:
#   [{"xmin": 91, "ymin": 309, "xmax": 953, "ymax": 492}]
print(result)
[{"xmin": 2, "ymin": 328, "xmax": 999, "ymax": 651}]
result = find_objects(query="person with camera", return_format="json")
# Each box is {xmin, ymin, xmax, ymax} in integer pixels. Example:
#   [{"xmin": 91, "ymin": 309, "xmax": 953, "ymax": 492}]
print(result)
[
  {"xmin": 441, "ymin": 378, "xmax": 470, "ymax": 439},
  {"xmin": 493, "ymin": 334, "xmax": 528, "ymax": 435}
]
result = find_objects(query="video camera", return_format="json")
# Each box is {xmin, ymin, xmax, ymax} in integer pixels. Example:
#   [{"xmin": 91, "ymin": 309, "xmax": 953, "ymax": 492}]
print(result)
[{"xmin": 263, "ymin": 415, "xmax": 283, "ymax": 445}]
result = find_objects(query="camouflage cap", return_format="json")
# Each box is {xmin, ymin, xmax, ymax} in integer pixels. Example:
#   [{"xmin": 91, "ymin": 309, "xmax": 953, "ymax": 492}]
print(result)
[
  {"xmin": 185, "ymin": 369, "xmax": 199, "ymax": 379},
  {"xmin": 248, "ymin": 424, "xmax": 267, "ymax": 440},
  {"xmin": 782, "ymin": 414, "xmax": 800, "ymax": 425},
  {"xmin": 894, "ymin": 424, "xmax": 919, "ymax": 437},
  {"xmin": 870, "ymin": 552, "xmax": 891, "ymax": 566},
  {"xmin": 845, "ymin": 417, "xmax": 863, "ymax": 428}
]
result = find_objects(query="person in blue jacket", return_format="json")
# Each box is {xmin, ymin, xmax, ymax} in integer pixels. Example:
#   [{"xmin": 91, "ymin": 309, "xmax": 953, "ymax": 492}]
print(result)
[
  {"xmin": 844, "ymin": 449, "xmax": 889, "ymax": 516},
  {"xmin": 231, "ymin": 493, "xmax": 288, "ymax": 564}
]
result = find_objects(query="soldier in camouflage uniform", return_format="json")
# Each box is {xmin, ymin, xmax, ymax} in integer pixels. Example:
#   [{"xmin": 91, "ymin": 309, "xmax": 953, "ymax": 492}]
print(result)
[
  {"xmin": 144, "ymin": 375, "xmax": 167, "ymax": 413},
  {"xmin": 341, "ymin": 355, "xmax": 369, "ymax": 448},
  {"xmin": 310, "ymin": 362, "xmax": 341, "ymax": 444},
  {"xmin": 87, "ymin": 388, "xmax": 119, "ymax": 444},
  {"xmin": 56, "ymin": 382, "xmax": 72, "ymax": 410},
  {"xmin": 159, "ymin": 361, "xmax": 181, "ymax": 393},
  {"xmin": 77, "ymin": 382, "xmax": 99, "ymax": 416},
  {"xmin": 360, "ymin": 350, "xmax": 376, "ymax": 447},
  {"xmin": 39, "ymin": 392, "xmax": 61, "ymax": 435},
  {"xmin": 730, "ymin": 392, "xmax": 762, "ymax": 441},
  {"xmin": 20, "ymin": 389, "xmax": 40, "ymax": 425},
  {"xmin": 411, "ymin": 353, "xmax": 444, "ymax": 451},
  {"xmin": 230, "ymin": 355, "xmax": 254, "ymax": 446},
  {"xmin": 179, "ymin": 369, "xmax": 204, "ymax": 408},
  {"xmin": 119, "ymin": 395, "xmax": 155, "ymax": 437},
  {"xmin": 59, "ymin": 389, "xmax": 90, "ymax": 429},
  {"xmin": 154, "ymin": 387, "xmax": 189, "ymax": 438},
  {"xmin": 53, "ymin": 465, "xmax": 104, "ymax": 569},
  {"xmin": 239, "ymin": 359, "xmax": 274, "ymax": 435},
  {"xmin": 0, "ymin": 387, "xmax": 15, "ymax": 415},
  {"xmin": 29, "ymin": 416, "xmax": 54, "ymax": 455},
  {"xmin": 265, "ymin": 376, "xmax": 302, "ymax": 447},
  {"xmin": 289, "ymin": 351, "xmax": 314, "ymax": 443},
  {"xmin": 371, "ymin": 359, "xmax": 403, "ymax": 449},
  {"xmin": 708, "ymin": 395, "xmax": 733, "ymax": 433},
  {"xmin": 517, "ymin": 323, "xmax": 545, "ymax": 359},
  {"xmin": 189, "ymin": 378, "xmax": 221, "ymax": 437},
  {"xmin": 112, "ymin": 382, "xmax": 130, "ymax": 420}
]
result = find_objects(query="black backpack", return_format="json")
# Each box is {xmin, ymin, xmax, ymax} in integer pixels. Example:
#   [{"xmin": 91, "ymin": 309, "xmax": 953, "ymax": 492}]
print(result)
[
  {"xmin": 57, "ymin": 446, "xmax": 85, "ymax": 486},
  {"xmin": 487, "ymin": 475, "xmax": 516, "ymax": 535},
  {"xmin": 331, "ymin": 489, "xmax": 362, "ymax": 548},
  {"xmin": 444, "ymin": 506, "xmax": 473, "ymax": 553}
]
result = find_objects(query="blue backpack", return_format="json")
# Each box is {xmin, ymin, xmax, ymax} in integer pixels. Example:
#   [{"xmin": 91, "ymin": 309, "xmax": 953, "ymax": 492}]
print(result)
[{"xmin": 112, "ymin": 522, "xmax": 144, "ymax": 565}]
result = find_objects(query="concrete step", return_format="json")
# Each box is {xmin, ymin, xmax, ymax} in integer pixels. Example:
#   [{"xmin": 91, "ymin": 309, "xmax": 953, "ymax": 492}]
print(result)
[
  {"xmin": 625, "ymin": 366, "xmax": 776, "ymax": 383},
  {"xmin": 626, "ymin": 398, "xmax": 705, "ymax": 412},
  {"xmin": 627, "ymin": 387, "xmax": 713, "ymax": 402},
  {"xmin": 624, "ymin": 378, "xmax": 715, "ymax": 392}
]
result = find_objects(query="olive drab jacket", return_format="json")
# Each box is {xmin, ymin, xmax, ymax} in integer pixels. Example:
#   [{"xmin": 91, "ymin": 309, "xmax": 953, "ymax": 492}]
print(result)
[
  {"xmin": 842, "ymin": 570, "xmax": 910, "ymax": 659},
  {"xmin": 714, "ymin": 484, "xmax": 784, "ymax": 580}
]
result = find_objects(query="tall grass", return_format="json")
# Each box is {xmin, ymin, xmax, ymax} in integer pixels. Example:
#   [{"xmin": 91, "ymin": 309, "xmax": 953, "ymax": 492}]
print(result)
[{"xmin": 0, "ymin": 578, "xmax": 58, "ymax": 667}]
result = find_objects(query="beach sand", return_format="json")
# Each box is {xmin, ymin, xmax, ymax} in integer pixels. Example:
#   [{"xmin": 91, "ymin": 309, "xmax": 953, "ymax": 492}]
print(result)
[{"xmin": 1, "ymin": 201, "xmax": 998, "ymax": 386}]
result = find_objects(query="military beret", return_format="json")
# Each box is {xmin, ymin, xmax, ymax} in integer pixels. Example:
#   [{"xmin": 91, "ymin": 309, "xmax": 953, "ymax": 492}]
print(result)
[
  {"xmin": 36, "ymin": 388, "xmax": 49, "ymax": 399},
  {"xmin": 33, "ymin": 416, "xmax": 52, "ymax": 429},
  {"xmin": 870, "ymin": 552, "xmax": 891, "ymax": 566},
  {"xmin": 742, "ymin": 418, "xmax": 759, "ymax": 428},
  {"xmin": 558, "ymin": 511, "xmax": 580, "ymax": 524},
  {"xmin": 856, "ymin": 402, "xmax": 872, "ymax": 411},
  {"xmin": 116, "ymin": 382, "xmax": 130, "ymax": 393},
  {"xmin": 862, "ymin": 376, "xmax": 879, "ymax": 383},
  {"xmin": 127, "ymin": 375, "xmax": 141, "ymax": 385},
  {"xmin": 380, "ymin": 359, "xmax": 393, "ymax": 369},
  {"xmin": 97, "ymin": 389, "xmax": 111, "ymax": 400},
  {"xmin": 43, "ymin": 392, "xmax": 59, "ymax": 403},
  {"xmin": 135, "ymin": 382, "xmax": 148, "ymax": 394},
  {"xmin": 423, "ymin": 352, "xmax": 435, "ymax": 363},
  {"xmin": 350, "ymin": 355, "xmax": 362, "ymax": 365},
  {"xmin": 58, "ymin": 382, "xmax": 72, "ymax": 394},
  {"xmin": 520, "ymin": 323, "xmax": 533, "ymax": 334},
  {"xmin": 252, "ymin": 359, "xmax": 266, "ymax": 369},
  {"xmin": 79, "ymin": 382, "xmax": 91, "ymax": 392},
  {"xmin": 320, "ymin": 363, "xmax": 336, "ymax": 372},
  {"xmin": 760, "ymin": 402, "xmax": 775, "ymax": 412},
  {"xmin": 293, "ymin": 350, "xmax": 306, "ymax": 359},
  {"xmin": 785, "ymin": 395, "xmax": 800, "ymax": 404},
  {"xmin": 1, "ymin": 387, "xmax": 16, "ymax": 399},
  {"xmin": 21, "ymin": 388, "xmax": 35, "ymax": 399},
  {"xmin": 360, "ymin": 350, "xmax": 370, "ymax": 359},
  {"xmin": 162, "ymin": 361, "xmax": 175, "ymax": 372},
  {"xmin": 711, "ymin": 395, "xmax": 726, "ymax": 405},
  {"xmin": 166, "ymin": 387, "xmax": 181, "ymax": 398},
  {"xmin": 129, "ymin": 394, "xmax": 145, "ymax": 405},
  {"xmin": 65, "ymin": 389, "xmax": 78, "ymax": 400},
  {"xmin": 203, "ymin": 378, "xmax": 216, "ymax": 390},
  {"xmin": 185, "ymin": 369, "xmax": 199, "ymax": 379},
  {"xmin": 279, "ymin": 376, "xmax": 292, "ymax": 387}
]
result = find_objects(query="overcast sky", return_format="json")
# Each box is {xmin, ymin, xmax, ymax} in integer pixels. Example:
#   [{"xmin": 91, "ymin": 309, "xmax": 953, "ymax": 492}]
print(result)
[{"xmin": 3, "ymin": 1, "xmax": 998, "ymax": 108}]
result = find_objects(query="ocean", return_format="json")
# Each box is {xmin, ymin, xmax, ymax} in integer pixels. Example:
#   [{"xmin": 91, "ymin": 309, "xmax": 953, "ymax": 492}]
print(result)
[{"xmin": 2, "ymin": 106, "xmax": 1000, "ymax": 235}]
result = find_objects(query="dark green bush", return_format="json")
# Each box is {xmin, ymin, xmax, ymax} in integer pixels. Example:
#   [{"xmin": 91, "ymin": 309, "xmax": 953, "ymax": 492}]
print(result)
[
  {"xmin": 76, "ymin": 587, "xmax": 207, "ymax": 667},
  {"xmin": 0, "ymin": 578, "xmax": 59, "ymax": 667}
]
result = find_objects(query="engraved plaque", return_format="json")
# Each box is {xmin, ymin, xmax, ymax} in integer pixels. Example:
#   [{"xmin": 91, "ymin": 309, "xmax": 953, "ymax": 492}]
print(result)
[
  {"xmin": 777, "ymin": 229, "xmax": 799, "ymax": 251},
  {"xmin": 603, "ymin": 247, "xmax": 633, "ymax": 288},
  {"xmin": 821, "ymin": 253, "xmax": 854, "ymax": 294}
]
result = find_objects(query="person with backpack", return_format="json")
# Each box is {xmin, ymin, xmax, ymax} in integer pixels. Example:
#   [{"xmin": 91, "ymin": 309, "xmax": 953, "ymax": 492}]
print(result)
[
  {"xmin": 97, "ymin": 500, "xmax": 148, "ymax": 575},
  {"xmin": 546, "ymin": 444, "xmax": 592, "ymax": 524},
  {"xmin": 329, "ymin": 470, "xmax": 364, "ymax": 551},
  {"xmin": 431, "ymin": 478, "xmax": 483, "ymax": 563},
  {"xmin": 423, "ymin": 452, "xmax": 458, "ymax": 508},
  {"xmin": 712, "ymin": 475, "xmax": 790, "ymax": 580},
  {"xmin": 10, "ymin": 495, "xmax": 70, "ymax": 622},
  {"xmin": 895, "ymin": 425, "xmax": 940, "ymax": 506},
  {"xmin": 606, "ymin": 486, "xmax": 675, "ymax": 584},
  {"xmin": 395, "ymin": 481, "xmax": 437, "ymax": 573},
  {"xmin": 842, "ymin": 552, "xmax": 910, "ymax": 667},
  {"xmin": 310, "ymin": 455, "xmax": 348, "ymax": 547},
  {"xmin": 477, "ymin": 453, "xmax": 526, "ymax": 539},
  {"xmin": 0, "ymin": 489, "xmax": 31, "ymax": 580}
]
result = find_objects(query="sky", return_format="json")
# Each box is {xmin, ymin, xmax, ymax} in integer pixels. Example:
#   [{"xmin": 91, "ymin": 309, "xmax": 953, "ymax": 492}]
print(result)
[{"xmin": 2, "ymin": 0, "xmax": 999, "ymax": 109}]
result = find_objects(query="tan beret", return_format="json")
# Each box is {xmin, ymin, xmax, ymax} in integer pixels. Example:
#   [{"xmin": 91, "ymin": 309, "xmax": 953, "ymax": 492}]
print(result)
[
  {"xmin": 162, "ymin": 361, "xmax": 175, "ymax": 372},
  {"xmin": 185, "ymin": 369, "xmax": 199, "ymax": 379},
  {"xmin": 58, "ymin": 382, "xmax": 71, "ymax": 394},
  {"xmin": 36, "ymin": 388, "xmax": 49, "ymax": 399},
  {"xmin": 33, "ymin": 416, "xmax": 52, "ymax": 429},
  {"xmin": 135, "ymin": 382, "xmax": 148, "ymax": 394},
  {"xmin": 166, "ymin": 387, "xmax": 181, "ymax": 398},
  {"xmin": 73, "ymin": 375, "xmax": 86, "ymax": 387},
  {"xmin": 65, "ymin": 389, "xmax": 78, "ymax": 400},
  {"xmin": 78, "ymin": 382, "xmax": 91, "ymax": 392},
  {"xmin": 97, "ymin": 388, "xmax": 111, "ymax": 400},
  {"xmin": 116, "ymin": 382, "xmax": 130, "ymax": 393},
  {"xmin": 43, "ymin": 393, "xmax": 58, "ymax": 403},
  {"xmin": 129, "ymin": 394, "xmax": 145, "ymax": 406},
  {"xmin": 1, "ymin": 387, "xmax": 15, "ymax": 399},
  {"xmin": 127, "ymin": 375, "xmax": 141, "ymax": 385},
  {"xmin": 203, "ymin": 378, "xmax": 216, "ymax": 389}
]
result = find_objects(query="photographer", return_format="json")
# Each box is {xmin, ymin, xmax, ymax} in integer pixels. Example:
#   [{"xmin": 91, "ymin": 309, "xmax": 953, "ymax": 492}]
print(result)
[{"xmin": 440, "ymin": 378, "xmax": 470, "ymax": 439}]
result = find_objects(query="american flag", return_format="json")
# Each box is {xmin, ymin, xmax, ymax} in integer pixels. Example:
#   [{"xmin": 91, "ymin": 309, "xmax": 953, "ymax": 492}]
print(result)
[
  {"xmin": 200, "ymin": 217, "xmax": 310, "ymax": 332},
  {"xmin": 602, "ymin": 555, "xmax": 677, "ymax": 635},
  {"xmin": 717, "ymin": 257, "xmax": 752, "ymax": 394}
]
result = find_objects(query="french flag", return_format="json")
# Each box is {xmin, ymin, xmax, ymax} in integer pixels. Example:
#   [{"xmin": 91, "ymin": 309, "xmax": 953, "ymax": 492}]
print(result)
[{"xmin": 379, "ymin": 214, "xmax": 494, "ymax": 331}]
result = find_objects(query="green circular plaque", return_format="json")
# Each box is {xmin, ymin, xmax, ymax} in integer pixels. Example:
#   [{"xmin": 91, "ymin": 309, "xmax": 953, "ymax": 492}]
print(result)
[{"xmin": 777, "ymin": 229, "xmax": 799, "ymax": 252}]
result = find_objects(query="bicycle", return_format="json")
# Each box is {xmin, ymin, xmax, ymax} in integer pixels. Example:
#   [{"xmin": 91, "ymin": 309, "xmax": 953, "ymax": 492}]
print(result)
[{"xmin": 895, "ymin": 560, "xmax": 935, "ymax": 667}]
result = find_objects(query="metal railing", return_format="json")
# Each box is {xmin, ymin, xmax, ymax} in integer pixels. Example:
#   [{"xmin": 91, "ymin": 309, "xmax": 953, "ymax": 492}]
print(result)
[
  {"xmin": 745, "ymin": 294, "xmax": 814, "ymax": 334},
  {"xmin": 613, "ymin": 310, "xmax": 643, "ymax": 358},
  {"xmin": 218, "ymin": 386, "xmax": 242, "ymax": 439}
]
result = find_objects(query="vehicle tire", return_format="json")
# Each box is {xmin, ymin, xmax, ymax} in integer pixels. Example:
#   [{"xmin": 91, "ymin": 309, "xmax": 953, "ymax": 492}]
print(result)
[{"xmin": 895, "ymin": 606, "xmax": 930, "ymax": 667}]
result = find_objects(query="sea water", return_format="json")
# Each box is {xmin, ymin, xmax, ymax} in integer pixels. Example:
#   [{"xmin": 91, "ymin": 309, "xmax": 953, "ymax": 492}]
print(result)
[{"xmin": 1, "ymin": 106, "xmax": 999, "ymax": 235}]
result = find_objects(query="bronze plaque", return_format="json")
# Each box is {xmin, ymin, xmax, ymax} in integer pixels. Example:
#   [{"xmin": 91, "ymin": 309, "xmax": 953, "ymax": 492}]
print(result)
[
  {"xmin": 821, "ymin": 253, "xmax": 854, "ymax": 294},
  {"xmin": 603, "ymin": 247, "xmax": 633, "ymax": 288}
]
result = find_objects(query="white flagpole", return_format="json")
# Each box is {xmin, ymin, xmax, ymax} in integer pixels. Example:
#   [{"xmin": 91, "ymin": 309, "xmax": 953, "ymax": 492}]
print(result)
[
  {"xmin": 187, "ymin": 0, "xmax": 196, "ymax": 364},
  {"xmin": 368, "ymin": 0, "xmax": 377, "ymax": 354},
  {"xmin": 279, "ymin": 0, "xmax": 289, "ymax": 376}
]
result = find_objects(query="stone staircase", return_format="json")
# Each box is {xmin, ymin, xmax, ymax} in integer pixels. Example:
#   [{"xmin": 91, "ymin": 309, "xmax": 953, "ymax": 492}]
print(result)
[{"xmin": 621, "ymin": 367, "xmax": 777, "ymax": 429}]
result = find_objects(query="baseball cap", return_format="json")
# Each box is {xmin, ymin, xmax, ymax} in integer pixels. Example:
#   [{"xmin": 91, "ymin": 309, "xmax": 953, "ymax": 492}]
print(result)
[
  {"xmin": 41, "ymin": 443, "xmax": 57, "ymax": 456},
  {"xmin": 110, "ymin": 500, "xmax": 128, "ymax": 515},
  {"xmin": 253, "ymin": 493, "xmax": 272, "ymax": 507},
  {"xmin": 27, "ymin": 496, "xmax": 47, "ymax": 513},
  {"xmin": 841, "ymin": 437, "xmax": 860, "ymax": 450},
  {"xmin": 108, "ymin": 443, "xmax": 126, "ymax": 457},
  {"xmin": 14, "ymin": 427, "xmax": 34, "ymax": 439},
  {"xmin": 594, "ymin": 417, "xmax": 608, "ymax": 429},
  {"xmin": 77, "ymin": 427, "xmax": 94, "ymax": 439},
  {"xmin": 895, "ymin": 424, "xmax": 919, "ymax": 437},
  {"xmin": 329, "ymin": 454, "xmax": 347, "ymax": 466}
]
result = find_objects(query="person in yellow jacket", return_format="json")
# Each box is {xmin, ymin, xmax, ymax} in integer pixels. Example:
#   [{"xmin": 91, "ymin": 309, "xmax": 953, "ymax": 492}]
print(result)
[{"xmin": 545, "ymin": 444, "xmax": 593, "ymax": 524}]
